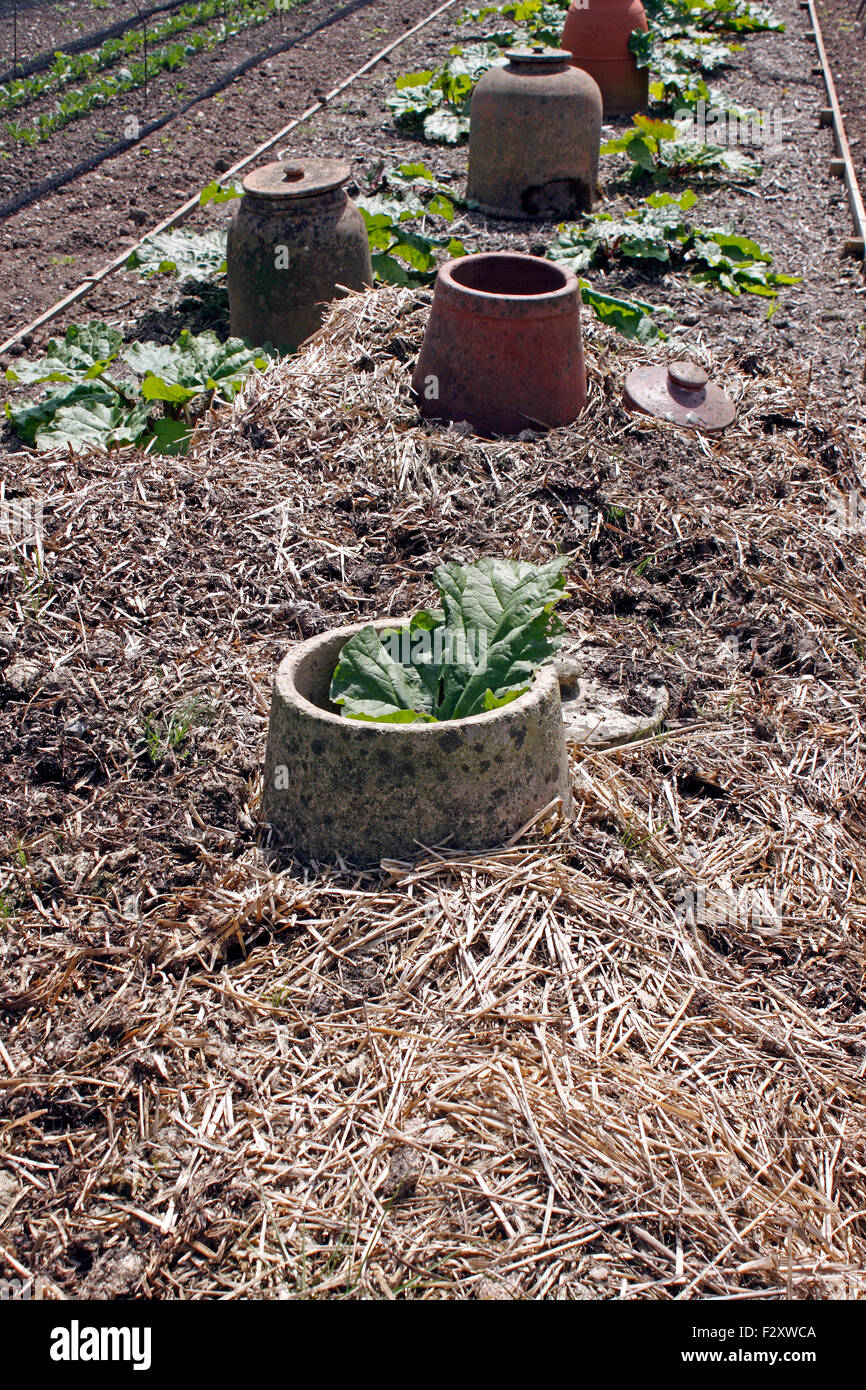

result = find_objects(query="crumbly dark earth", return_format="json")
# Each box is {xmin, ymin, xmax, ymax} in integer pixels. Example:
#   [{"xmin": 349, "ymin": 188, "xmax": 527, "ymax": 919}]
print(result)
[{"xmin": 0, "ymin": 0, "xmax": 865, "ymax": 1303}]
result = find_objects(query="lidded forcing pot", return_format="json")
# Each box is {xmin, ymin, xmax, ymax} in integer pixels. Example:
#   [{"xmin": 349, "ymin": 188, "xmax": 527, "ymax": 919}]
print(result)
[
  {"xmin": 227, "ymin": 156, "xmax": 372, "ymax": 353},
  {"xmin": 412, "ymin": 251, "xmax": 587, "ymax": 436},
  {"xmin": 467, "ymin": 45, "xmax": 602, "ymax": 219},
  {"xmin": 561, "ymin": 0, "xmax": 649, "ymax": 116}
]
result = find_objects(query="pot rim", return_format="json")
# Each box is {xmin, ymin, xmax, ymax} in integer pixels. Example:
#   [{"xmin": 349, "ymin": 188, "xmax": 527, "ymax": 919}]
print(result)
[
  {"xmin": 275, "ymin": 618, "xmax": 562, "ymax": 735},
  {"xmin": 434, "ymin": 252, "xmax": 580, "ymax": 319}
]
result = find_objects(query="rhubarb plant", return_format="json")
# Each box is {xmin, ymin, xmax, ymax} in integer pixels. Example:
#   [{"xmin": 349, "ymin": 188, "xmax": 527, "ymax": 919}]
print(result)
[
  {"xmin": 126, "ymin": 228, "xmax": 228, "ymax": 279},
  {"xmin": 357, "ymin": 163, "xmax": 466, "ymax": 286},
  {"xmin": 459, "ymin": 0, "xmax": 571, "ymax": 45},
  {"xmin": 548, "ymin": 191, "xmax": 799, "ymax": 298},
  {"xmin": 642, "ymin": 0, "xmax": 783, "ymax": 35},
  {"xmin": 4, "ymin": 322, "xmax": 270, "ymax": 455},
  {"xmin": 330, "ymin": 556, "xmax": 569, "ymax": 723},
  {"xmin": 601, "ymin": 115, "xmax": 762, "ymax": 184},
  {"xmin": 387, "ymin": 43, "xmax": 508, "ymax": 143}
]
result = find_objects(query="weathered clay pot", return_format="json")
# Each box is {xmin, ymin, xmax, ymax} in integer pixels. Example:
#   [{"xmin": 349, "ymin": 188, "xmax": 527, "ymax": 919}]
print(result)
[
  {"xmin": 411, "ymin": 252, "xmax": 587, "ymax": 436},
  {"xmin": 227, "ymin": 157, "xmax": 372, "ymax": 353},
  {"xmin": 467, "ymin": 45, "xmax": 602, "ymax": 219},
  {"xmin": 561, "ymin": 0, "xmax": 649, "ymax": 116},
  {"xmin": 262, "ymin": 620, "xmax": 572, "ymax": 864}
]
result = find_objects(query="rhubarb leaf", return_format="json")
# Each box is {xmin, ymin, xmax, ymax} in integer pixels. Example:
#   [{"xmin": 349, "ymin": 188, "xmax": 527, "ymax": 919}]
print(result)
[{"xmin": 330, "ymin": 557, "xmax": 569, "ymax": 723}]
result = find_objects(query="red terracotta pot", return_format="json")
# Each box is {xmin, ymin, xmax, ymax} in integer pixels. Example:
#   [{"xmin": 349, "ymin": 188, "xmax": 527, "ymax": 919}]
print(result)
[
  {"xmin": 561, "ymin": 0, "xmax": 649, "ymax": 116},
  {"xmin": 411, "ymin": 252, "xmax": 587, "ymax": 437}
]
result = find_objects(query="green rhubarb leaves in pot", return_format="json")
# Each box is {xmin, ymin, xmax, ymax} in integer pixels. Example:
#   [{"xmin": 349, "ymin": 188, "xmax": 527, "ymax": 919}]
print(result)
[{"xmin": 330, "ymin": 557, "xmax": 570, "ymax": 724}]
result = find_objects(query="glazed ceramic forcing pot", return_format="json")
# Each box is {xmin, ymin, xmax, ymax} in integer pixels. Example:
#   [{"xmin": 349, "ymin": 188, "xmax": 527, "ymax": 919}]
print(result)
[
  {"xmin": 227, "ymin": 156, "xmax": 372, "ymax": 353},
  {"xmin": 412, "ymin": 251, "xmax": 587, "ymax": 436},
  {"xmin": 467, "ymin": 45, "xmax": 603, "ymax": 219},
  {"xmin": 561, "ymin": 0, "xmax": 649, "ymax": 116}
]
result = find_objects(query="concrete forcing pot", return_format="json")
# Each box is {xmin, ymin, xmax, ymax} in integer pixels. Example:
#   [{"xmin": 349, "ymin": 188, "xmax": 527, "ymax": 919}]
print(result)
[
  {"xmin": 467, "ymin": 46, "xmax": 602, "ymax": 219},
  {"xmin": 561, "ymin": 0, "xmax": 649, "ymax": 116},
  {"xmin": 227, "ymin": 156, "xmax": 373, "ymax": 353},
  {"xmin": 262, "ymin": 621, "xmax": 572, "ymax": 864},
  {"xmin": 411, "ymin": 252, "xmax": 587, "ymax": 436}
]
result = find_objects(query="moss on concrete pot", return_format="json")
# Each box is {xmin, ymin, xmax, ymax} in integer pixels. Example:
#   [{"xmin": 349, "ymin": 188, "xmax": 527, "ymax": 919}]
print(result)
[{"xmin": 262, "ymin": 620, "xmax": 572, "ymax": 864}]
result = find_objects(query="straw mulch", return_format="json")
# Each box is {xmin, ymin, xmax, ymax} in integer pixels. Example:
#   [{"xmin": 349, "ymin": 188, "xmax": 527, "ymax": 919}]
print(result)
[{"xmin": 1, "ymin": 286, "xmax": 865, "ymax": 1299}]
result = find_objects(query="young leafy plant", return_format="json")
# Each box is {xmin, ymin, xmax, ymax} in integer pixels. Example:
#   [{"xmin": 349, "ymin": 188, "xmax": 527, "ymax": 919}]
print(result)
[
  {"xmin": 601, "ymin": 114, "xmax": 762, "ymax": 184},
  {"xmin": 356, "ymin": 163, "xmax": 466, "ymax": 286},
  {"xmin": 578, "ymin": 283, "xmax": 671, "ymax": 342},
  {"xmin": 126, "ymin": 228, "xmax": 228, "ymax": 279},
  {"xmin": 2, "ymin": 0, "xmax": 280, "ymax": 145},
  {"xmin": 547, "ymin": 191, "xmax": 799, "ymax": 299},
  {"xmin": 387, "ymin": 43, "xmax": 507, "ymax": 143},
  {"xmin": 3, "ymin": 321, "xmax": 125, "ymax": 385},
  {"xmin": 330, "ymin": 556, "xmax": 569, "ymax": 723},
  {"xmin": 0, "ymin": 0, "xmax": 290, "ymax": 117},
  {"xmin": 642, "ymin": 0, "xmax": 783, "ymax": 35},
  {"xmin": 5, "ymin": 322, "xmax": 270, "ymax": 455},
  {"xmin": 458, "ymin": 0, "xmax": 570, "ymax": 47}
]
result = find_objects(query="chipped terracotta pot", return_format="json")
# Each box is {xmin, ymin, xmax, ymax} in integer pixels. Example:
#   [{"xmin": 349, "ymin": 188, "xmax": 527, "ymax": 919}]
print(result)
[
  {"xmin": 411, "ymin": 252, "xmax": 587, "ymax": 436},
  {"xmin": 262, "ymin": 620, "xmax": 572, "ymax": 864},
  {"xmin": 561, "ymin": 0, "xmax": 649, "ymax": 116},
  {"xmin": 467, "ymin": 45, "xmax": 603, "ymax": 219},
  {"xmin": 227, "ymin": 156, "xmax": 372, "ymax": 353}
]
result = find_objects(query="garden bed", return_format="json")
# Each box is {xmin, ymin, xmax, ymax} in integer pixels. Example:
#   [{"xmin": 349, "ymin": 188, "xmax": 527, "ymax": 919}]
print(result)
[
  {"xmin": 1, "ymin": 0, "xmax": 866, "ymax": 1302},
  {"xmin": 2, "ymin": 282, "xmax": 866, "ymax": 1297},
  {"xmin": 815, "ymin": 0, "xmax": 866, "ymax": 189}
]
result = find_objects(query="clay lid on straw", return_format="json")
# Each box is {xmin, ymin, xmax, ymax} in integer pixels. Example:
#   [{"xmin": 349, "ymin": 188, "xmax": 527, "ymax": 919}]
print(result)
[
  {"xmin": 241, "ymin": 158, "xmax": 352, "ymax": 200},
  {"xmin": 623, "ymin": 360, "xmax": 736, "ymax": 432}
]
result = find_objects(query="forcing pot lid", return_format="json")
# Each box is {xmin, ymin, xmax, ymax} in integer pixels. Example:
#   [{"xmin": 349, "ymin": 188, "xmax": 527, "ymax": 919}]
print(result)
[
  {"xmin": 241, "ymin": 157, "xmax": 352, "ymax": 199},
  {"xmin": 623, "ymin": 360, "xmax": 736, "ymax": 432},
  {"xmin": 505, "ymin": 44, "xmax": 572, "ymax": 65}
]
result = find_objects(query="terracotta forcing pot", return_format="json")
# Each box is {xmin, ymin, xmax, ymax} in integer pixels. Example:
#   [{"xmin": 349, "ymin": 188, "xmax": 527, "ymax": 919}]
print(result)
[
  {"xmin": 561, "ymin": 0, "xmax": 649, "ymax": 117},
  {"xmin": 227, "ymin": 156, "xmax": 372, "ymax": 353},
  {"xmin": 412, "ymin": 252, "xmax": 587, "ymax": 437},
  {"xmin": 467, "ymin": 45, "xmax": 602, "ymax": 219}
]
